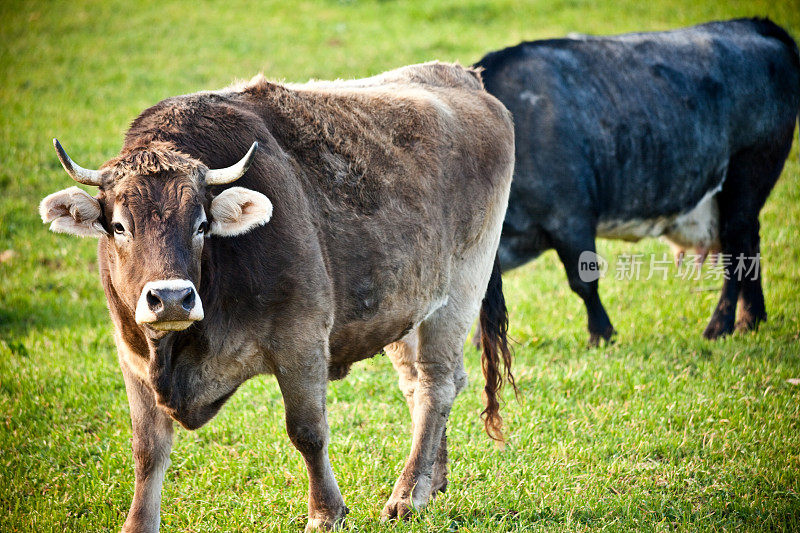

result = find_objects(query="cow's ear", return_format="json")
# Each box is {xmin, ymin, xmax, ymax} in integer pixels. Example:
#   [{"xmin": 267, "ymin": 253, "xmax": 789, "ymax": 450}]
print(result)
[
  {"xmin": 208, "ymin": 186, "xmax": 273, "ymax": 237},
  {"xmin": 40, "ymin": 186, "xmax": 106, "ymax": 238}
]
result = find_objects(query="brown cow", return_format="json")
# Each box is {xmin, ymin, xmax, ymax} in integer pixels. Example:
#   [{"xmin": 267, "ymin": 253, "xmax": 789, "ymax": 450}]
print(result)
[{"xmin": 40, "ymin": 62, "xmax": 515, "ymax": 531}]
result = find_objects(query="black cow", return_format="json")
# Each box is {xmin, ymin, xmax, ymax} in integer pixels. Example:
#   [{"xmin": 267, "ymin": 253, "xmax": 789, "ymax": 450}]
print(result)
[{"xmin": 476, "ymin": 18, "xmax": 800, "ymax": 344}]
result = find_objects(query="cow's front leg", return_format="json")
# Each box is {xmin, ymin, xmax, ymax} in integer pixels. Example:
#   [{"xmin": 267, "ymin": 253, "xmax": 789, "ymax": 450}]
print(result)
[
  {"xmin": 550, "ymin": 230, "xmax": 615, "ymax": 346},
  {"xmin": 275, "ymin": 355, "xmax": 347, "ymax": 531},
  {"xmin": 381, "ymin": 318, "xmax": 465, "ymax": 520},
  {"xmin": 120, "ymin": 362, "xmax": 174, "ymax": 533}
]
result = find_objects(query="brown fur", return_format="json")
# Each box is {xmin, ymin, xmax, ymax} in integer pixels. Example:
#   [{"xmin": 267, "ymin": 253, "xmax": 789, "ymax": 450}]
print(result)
[
  {"xmin": 42, "ymin": 61, "xmax": 515, "ymax": 531},
  {"xmin": 102, "ymin": 141, "xmax": 201, "ymax": 180}
]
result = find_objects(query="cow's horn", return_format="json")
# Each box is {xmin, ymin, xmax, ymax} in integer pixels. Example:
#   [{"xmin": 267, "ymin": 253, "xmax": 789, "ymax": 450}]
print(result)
[
  {"xmin": 53, "ymin": 139, "xmax": 103, "ymax": 186},
  {"xmin": 205, "ymin": 142, "xmax": 259, "ymax": 185}
]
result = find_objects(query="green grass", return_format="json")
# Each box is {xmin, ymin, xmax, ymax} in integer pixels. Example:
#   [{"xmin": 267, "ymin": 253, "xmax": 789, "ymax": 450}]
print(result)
[{"xmin": 2, "ymin": 0, "xmax": 800, "ymax": 531}]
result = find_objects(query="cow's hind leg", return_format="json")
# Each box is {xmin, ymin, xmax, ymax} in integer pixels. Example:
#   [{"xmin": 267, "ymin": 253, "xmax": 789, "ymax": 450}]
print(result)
[
  {"xmin": 274, "ymin": 344, "xmax": 347, "ymax": 531},
  {"xmin": 385, "ymin": 332, "xmax": 419, "ymax": 420},
  {"xmin": 385, "ymin": 331, "xmax": 452, "ymax": 497},
  {"xmin": 381, "ymin": 311, "xmax": 468, "ymax": 520},
  {"xmin": 550, "ymin": 230, "xmax": 615, "ymax": 346},
  {"xmin": 735, "ymin": 249, "xmax": 767, "ymax": 332},
  {"xmin": 703, "ymin": 190, "xmax": 759, "ymax": 339},
  {"xmin": 704, "ymin": 127, "xmax": 793, "ymax": 339}
]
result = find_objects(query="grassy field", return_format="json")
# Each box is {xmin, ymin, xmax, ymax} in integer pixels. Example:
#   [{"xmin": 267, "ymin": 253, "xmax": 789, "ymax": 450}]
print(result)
[{"xmin": 2, "ymin": 0, "xmax": 800, "ymax": 531}]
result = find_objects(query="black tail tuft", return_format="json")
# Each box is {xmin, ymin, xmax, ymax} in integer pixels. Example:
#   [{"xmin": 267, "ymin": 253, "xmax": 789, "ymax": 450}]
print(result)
[{"xmin": 478, "ymin": 254, "xmax": 517, "ymax": 442}]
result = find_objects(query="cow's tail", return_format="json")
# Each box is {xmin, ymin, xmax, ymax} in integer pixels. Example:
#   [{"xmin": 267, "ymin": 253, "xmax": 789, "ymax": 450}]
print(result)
[{"xmin": 478, "ymin": 253, "xmax": 517, "ymax": 443}]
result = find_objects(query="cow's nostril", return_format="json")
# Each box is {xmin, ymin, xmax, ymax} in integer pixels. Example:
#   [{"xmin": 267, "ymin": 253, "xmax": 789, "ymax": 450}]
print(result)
[
  {"xmin": 181, "ymin": 289, "xmax": 195, "ymax": 312},
  {"xmin": 146, "ymin": 290, "xmax": 163, "ymax": 312},
  {"xmin": 136, "ymin": 281, "xmax": 202, "ymax": 327}
]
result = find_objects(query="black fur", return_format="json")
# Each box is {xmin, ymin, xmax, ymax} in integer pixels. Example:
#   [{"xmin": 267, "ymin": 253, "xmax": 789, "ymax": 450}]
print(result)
[{"xmin": 476, "ymin": 18, "xmax": 800, "ymax": 342}]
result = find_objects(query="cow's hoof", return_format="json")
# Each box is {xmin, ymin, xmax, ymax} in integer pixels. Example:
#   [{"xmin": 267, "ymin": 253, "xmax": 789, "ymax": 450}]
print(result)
[
  {"xmin": 305, "ymin": 505, "xmax": 348, "ymax": 531},
  {"xmin": 121, "ymin": 516, "xmax": 159, "ymax": 533},
  {"xmin": 588, "ymin": 327, "xmax": 616, "ymax": 347},
  {"xmin": 380, "ymin": 499, "xmax": 414, "ymax": 522},
  {"xmin": 734, "ymin": 312, "xmax": 766, "ymax": 333},
  {"xmin": 431, "ymin": 460, "xmax": 448, "ymax": 496},
  {"xmin": 703, "ymin": 319, "xmax": 733, "ymax": 340},
  {"xmin": 431, "ymin": 476, "xmax": 448, "ymax": 496}
]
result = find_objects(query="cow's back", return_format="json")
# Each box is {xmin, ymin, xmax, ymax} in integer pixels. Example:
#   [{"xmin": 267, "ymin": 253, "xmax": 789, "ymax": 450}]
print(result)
[
  {"xmin": 478, "ymin": 18, "xmax": 799, "ymax": 224},
  {"xmin": 231, "ymin": 65, "xmax": 514, "ymax": 365}
]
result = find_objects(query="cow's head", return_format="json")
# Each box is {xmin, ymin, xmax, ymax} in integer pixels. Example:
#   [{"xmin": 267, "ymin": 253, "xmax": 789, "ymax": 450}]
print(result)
[
  {"xmin": 41, "ymin": 139, "xmax": 273, "ymax": 428},
  {"xmin": 40, "ymin": 139, "xmax": 272, "ymax": 335}
]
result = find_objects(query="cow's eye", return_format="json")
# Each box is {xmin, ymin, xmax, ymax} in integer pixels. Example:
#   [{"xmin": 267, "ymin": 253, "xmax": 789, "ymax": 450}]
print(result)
[
  {"xmin": 113, "ymin": 222, "xmax": 126, "ymax": 235},
  {"xmin": 197, "ymin": 221, "xmax": 209, "ymax": 235}
]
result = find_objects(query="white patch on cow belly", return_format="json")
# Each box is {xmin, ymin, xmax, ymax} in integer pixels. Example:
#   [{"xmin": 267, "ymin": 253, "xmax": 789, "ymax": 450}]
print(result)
[
  {"xmin": 597, "ymin": 216, "xmax": 674, "ymax": 242},
  {"xmin": 597, "ymin": 189, "xmax": 721, "ymax": 249},
  {"xmin": 663, "ymin": 191, "xmax": 720, "ymax": 249}
]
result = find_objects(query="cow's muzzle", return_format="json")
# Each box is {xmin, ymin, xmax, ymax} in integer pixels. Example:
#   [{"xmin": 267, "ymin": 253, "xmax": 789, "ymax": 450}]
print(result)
[{"xmin": 135, "ymin": 279, "xmax": 204, "ymax": 331}]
